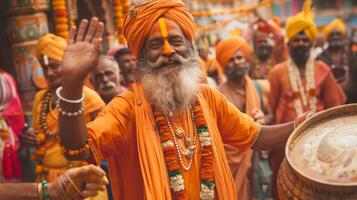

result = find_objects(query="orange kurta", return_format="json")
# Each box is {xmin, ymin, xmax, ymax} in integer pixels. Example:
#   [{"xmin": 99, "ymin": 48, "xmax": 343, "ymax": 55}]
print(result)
[
  {"xmin": 88, "ymin": 84, "xmax": 261, "ymax": 200},
  {"xmin": 32, "ymin": 86, "xmax": 105, "ymax": 182},
  {"xmin": 219, "ymin": 76, "xmax": 261, "ymax": 200},
  {"xmin": 268, "ymin": 60, "xmax": 346, "ymax": 198}
]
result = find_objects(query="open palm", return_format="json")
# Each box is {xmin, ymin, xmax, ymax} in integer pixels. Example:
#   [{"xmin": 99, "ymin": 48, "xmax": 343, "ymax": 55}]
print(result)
[{"xmin": 62, "ymin": 18, "xmax": 104, "ymax": 80}]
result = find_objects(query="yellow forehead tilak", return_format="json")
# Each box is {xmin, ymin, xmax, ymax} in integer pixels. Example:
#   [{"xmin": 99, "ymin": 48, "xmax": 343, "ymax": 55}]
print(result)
[{"xmin": 158, "ymin": 18, "xmax": 174, "ymax": 54}]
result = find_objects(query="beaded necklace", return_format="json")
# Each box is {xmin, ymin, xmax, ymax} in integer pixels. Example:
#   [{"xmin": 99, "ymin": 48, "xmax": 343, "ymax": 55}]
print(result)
[
  {"xmin": 154, "ymin": 102, "xmax": 215, "ymax": 200},
  {"xmin": 32, "ymin": 91, "xmax": 57, "ymax": 178}
]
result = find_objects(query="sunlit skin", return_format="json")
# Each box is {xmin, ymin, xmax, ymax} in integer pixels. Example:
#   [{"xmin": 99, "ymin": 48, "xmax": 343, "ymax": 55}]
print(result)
[
  {"xmin": 22, "ymin": 57, "xmax": 62, "ymax": 147},
  {"xmin": 144, "ymin": 18, "xmax": 189, "ymax": 65},
  {"xmin": 39, "ymin": 57, "xmax": 62, "ymax": 91},
  {"xmin": 116, "ymin": 53, "xmax": 136, "ymax": 84},
  {"xmin": 224, "ymin": 50, "xmax": 265, "ymax": 123},
  {"xmin": 91, "ymin": 57, "xmax": 121, "ymax": 103},
  {"xmin": 287, "ymin": 33, "xmax": 312, "ymax": 68},
  {"xmin": 254, "ymin": 32, "xmax": 273, "ymax": 61}
]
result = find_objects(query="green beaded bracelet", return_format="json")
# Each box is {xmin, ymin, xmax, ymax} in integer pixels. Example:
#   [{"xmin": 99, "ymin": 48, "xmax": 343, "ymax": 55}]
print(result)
[{"xmin": 41, "ymin": 180, "xmax": 51, "ymax": 200}]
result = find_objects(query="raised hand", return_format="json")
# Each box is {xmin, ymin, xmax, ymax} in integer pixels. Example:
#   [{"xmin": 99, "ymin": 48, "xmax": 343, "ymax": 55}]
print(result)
[{"xmin": 62, "ymin": 17, "xmax": 104, "ymax": 83}]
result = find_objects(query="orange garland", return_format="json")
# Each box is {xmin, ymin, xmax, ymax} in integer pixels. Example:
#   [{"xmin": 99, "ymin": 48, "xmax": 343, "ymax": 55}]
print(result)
[
  {"xmin": 154, "ymin": 102, "xmax": 215, "ymax": 199},
  {"xmin": 52, "ymin": 0, "xmax": 69, "ymax": 39},
  {"xmin": 113, "ymin": 0, "xmax": 130, "ymax": 44},
  {"xmin": 192, "ymin": 0, "xmax": 272, "ymax": 17}
]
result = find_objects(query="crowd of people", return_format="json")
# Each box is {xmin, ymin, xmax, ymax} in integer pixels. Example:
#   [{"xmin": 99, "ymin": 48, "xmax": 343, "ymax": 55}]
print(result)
[{"xmin": 0, "ymin": 0, "xmax": 357, "ymax": 199}]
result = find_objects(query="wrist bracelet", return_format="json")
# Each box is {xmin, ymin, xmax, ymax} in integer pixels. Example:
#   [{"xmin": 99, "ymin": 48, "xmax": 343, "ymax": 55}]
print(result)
[
  {"xmin": 56, "ymin": 99, "xmax": 85, "ymax": 117},
  {"xmin": 41, "ymin": 180, "xmax": 51, "ymax": 200},
  {"xmin": 56, "ymin": 86, "xmax": 85, "ymax": 104}
]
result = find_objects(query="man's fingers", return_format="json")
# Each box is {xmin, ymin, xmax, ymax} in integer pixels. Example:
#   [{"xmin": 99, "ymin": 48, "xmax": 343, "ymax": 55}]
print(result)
[
  {"xmin": 68, "ymin": 26, "xmax": 76, "ymax": 45},
  {"xmin": 76, "ymin": 19, "xmax": 89, "ymax": 42},
  {"xmin": 94, "ymin": 22, "xmax": 104, "ymax": 40},
  {"xmin": 93, "ymin": 38, "xmax": 103, "ymax": 52},
  {"xmin": 82, "ymin": 190, "xmax": 99, "ymax": 198},
  {"xmin": 85, "ymin": 183, "xmax": 106, "ymax": 191},
  {"xmin": 84, "ymin": 17, "xmax": 99, "ymax": 42}
]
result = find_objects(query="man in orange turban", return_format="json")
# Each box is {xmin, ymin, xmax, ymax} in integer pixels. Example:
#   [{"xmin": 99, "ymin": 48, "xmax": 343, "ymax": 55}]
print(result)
[
  {"xmin": 56, "ymin": 1, "xmax": 316, "ymax": 199},
  {"xmin": 22, "ymin": 34, "xmax": 107, "ymax": 199},
  {"xmin": 216, "ymin": 36, "xmax": 273, "ymax": 199},
  {"xmin": 318, "ymin": 18, "xmax": 349, "ymax": 87},
  {"xmin": 268, "ymin": 1, "xmax": 346, "ymax": 198}
]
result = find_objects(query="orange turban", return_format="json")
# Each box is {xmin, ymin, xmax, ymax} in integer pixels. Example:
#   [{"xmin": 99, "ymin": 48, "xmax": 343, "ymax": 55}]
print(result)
[
  {"xmin": 36, "ymin": 34, "xmax": 67, "ymax": 62},
  {"xmin": 123, "ymin": 0, "xmax": 196, "ymax": 58},
  {"xmin": 322, "ymin": 18, "xmax": 346, "ymax": 39},
  {"xmin": 286, "ymin": 0, "xmax": 317, "ymax": 43},
  {"xmin": 215, "ymin": 36, "xmax": 250, "ymax": 68}
]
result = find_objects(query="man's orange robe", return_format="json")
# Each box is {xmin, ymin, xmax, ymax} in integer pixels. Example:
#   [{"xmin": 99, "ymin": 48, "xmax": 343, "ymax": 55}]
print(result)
[
  {"xmin": 268, "ymin": 60, "xmax": 346, "ymax": 198},
  {"xmin": 88, "ymin": 84, "xmax": 262, "ymax": 200},
  {"xmin": 218, "ymin": 76, "xmax": 262, "ymax": 200},
  {"xmin": 32, "ymin": 87, "xmax": 104, "ymax": 178}
]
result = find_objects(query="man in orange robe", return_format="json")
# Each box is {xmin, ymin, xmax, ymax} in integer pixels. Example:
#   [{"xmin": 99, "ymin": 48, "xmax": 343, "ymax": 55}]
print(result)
[
  {"xmin": 268, "ymin": 3, "xmax": 346, "ymax": 198},
  {"xmin": 56, "ymin": 1, "xmax": 312, "ymax": 199},
  {"xmin": 216, "ymin": 36, "xmax": 272, "ymax": 200},
  {"xmin": 21, "ymin": 34, "xmax": 107, "ymax": 199}
]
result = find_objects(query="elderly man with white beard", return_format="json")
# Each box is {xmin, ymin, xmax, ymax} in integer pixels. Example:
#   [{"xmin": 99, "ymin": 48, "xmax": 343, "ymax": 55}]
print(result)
[
  {"xmin": 90, "ymin": 55, "xmax": 127, "ymax": 104},
  {"xmin": 56, "ymin": 1, "xmax": 307, "ymax": 199}
]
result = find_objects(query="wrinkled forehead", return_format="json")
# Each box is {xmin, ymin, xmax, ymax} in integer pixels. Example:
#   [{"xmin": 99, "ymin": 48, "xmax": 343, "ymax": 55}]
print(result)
[
  {"xmin": 96, "ymin": 58, "xmax": 118, "ymax": 72},
  {"xmin": 146, "ymin": 18, "xmax": 187, "ymax": 43}
]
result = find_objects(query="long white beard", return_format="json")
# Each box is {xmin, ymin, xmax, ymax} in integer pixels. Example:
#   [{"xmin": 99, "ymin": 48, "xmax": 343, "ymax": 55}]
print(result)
[{"xmin": 141, "ymin": 57, "xmax": 202, "ymax": 114}]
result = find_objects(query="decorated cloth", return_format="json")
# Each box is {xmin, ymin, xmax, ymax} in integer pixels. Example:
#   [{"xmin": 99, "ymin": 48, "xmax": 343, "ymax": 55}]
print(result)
[
  {"xmin": 268, "ymin": 60, "xmax": 346, "ymax": 198},
  {"xmin": 285, "ymin": 0, "xmax": 317, "ymax": 43},
  {"xmin": 218, "ymin": 76, "xmax": 262, "ymax": 200},
  {"xmin": 322, "ymin": 18, "xmax": 346, "ymax": 39},
  {"xmin": 36, "ymin": 33, "xmax": 67, "ymax": 62},
  {"xmin": 0, "ymin": 70, "xmax": 24, "ymax": 181},
  {"xmin": 87, "ymin": 83, "xmax": 262, "ymax": 200},
  {"xmin": 123, "ymin": 0, "xmax": 196, "ymax": 58},
  {"xmin": 215, "ymin": 36, "xmax": 251, "ymax": 69},
  {"xmin": 32, "ymin": 86, "xmax": 106, "ymax": 200}
]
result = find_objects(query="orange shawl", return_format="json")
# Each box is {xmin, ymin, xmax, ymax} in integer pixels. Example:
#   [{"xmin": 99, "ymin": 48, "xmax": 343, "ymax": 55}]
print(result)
[{"xmin": 219, "ymin": 76, "xmax": 261, "ymax": 199}]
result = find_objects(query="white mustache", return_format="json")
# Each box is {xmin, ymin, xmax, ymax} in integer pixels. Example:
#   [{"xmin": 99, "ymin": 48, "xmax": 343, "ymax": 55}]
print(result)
[
  {"xmin": 98, "ymin": 82, "xmax": 116, "ymax": 91},
  {"xmin": 146, "ymin": 53, "xmax": 189, "ymax": 69}
]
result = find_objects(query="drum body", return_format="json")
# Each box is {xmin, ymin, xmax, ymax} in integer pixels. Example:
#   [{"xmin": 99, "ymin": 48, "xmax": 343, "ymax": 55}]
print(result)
[{"xmin": 278, "ymin": 104, "xmax": 357, "ymax": 200}]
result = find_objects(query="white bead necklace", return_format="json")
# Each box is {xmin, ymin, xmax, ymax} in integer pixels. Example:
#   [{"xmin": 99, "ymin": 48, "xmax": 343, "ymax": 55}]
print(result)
[{"xmin": 165, "ymin": 108, "xmax": 197, "ymax": 171}]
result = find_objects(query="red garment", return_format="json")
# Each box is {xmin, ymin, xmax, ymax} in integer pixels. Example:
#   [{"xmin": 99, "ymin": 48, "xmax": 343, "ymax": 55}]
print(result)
[
  {"xmin": 268, "ymin": 60, "xmax": 346, "ymax": 199},
  {"xmin": 0, "ymin": 72, "xmax": 24, "ymax": 181}
]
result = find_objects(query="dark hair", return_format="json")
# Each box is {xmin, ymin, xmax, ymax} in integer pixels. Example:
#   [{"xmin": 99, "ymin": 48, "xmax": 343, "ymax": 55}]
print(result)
[{"xmin": 114, "ymin": 48, "xmax": 132, "ymax": 60}]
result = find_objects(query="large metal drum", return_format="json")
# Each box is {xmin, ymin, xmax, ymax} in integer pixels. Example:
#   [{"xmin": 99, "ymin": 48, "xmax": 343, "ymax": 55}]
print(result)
[{"xmin": 278, "ymin": 104, "xmax": 357, "ymax": 200}]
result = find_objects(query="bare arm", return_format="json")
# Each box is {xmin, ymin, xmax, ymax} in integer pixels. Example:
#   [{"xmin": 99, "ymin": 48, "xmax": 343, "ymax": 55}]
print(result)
[
  {"xmin": 58, "ymin": 18, "xmax": 104, "ymax": 161},
  {"xmin": 0, "ymin": 165, "xmax": 108, "ymax": 200},
  {"xmin": 252, "ymin": 122, "xmax": 294, "ymax": 151}
]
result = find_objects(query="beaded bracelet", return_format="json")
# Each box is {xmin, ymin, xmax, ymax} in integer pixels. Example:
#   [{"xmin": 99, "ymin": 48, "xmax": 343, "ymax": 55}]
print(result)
[
  {"xmin": 56, "ymin": 98, "xmax": 85, "ymax": 117},
  {"xmin": 58, "ymin": 136, "xmax": 91, "ymax": 156},
  {"xmin": 41, "ymin": 180, "xmax": 51, "ymax": 200},
  {"xmin": 56, "ymin": 86, "xmax": 85, "ymax": 104}
]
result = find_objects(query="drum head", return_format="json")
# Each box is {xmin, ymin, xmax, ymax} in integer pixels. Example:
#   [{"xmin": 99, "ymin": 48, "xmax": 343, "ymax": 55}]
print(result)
[{"xmin": 287, "ymin": 104, "xmax": 357, "ymax": 186}]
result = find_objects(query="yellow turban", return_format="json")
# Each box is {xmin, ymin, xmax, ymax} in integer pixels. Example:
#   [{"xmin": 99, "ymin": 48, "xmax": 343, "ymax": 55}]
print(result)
[
  {"xmin": 286, "ymin": 0, "xmax": 317, "ymax": 43},
  {"xmin": 36, "ymin": 33, "xmax": 67, "ymax": 62},
  {"xmin": 123, "ymin": 0, "xmax": 196, "ymax": 58},
  {"xmin": 215, "ymin": 36, "xmax": 251, "ymax": 68},
  {"xmin": 322, "ymin": 18, "xmax": 346, "ymax": 39}
]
